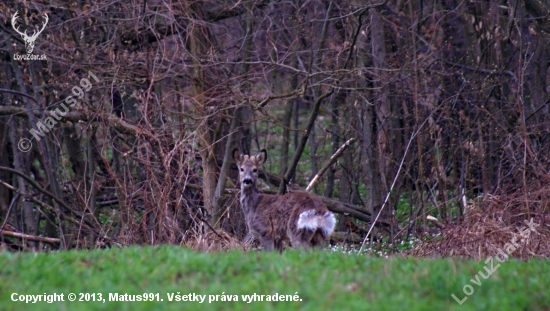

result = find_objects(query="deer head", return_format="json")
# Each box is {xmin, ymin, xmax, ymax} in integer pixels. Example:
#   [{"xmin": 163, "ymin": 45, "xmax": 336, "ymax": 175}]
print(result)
[
  {"xmin": 12, "ymin": 11, "xmax": 48, "ymax": 54},
  {"xmin": 233, "ymin": 149, "xmax": 266, "ymax": 189}
]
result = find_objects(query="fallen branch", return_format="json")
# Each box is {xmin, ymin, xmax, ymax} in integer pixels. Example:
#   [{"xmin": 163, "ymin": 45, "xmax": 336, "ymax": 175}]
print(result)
[
  {"xmin": 426, "ymin": 215, "xmax": 446, "ymax": 229},
  {"xmin": 0, "ymin": 230, "xmax": 61, "ymax": 244},
  {"xmin": 0, "ymin": 106, "xmax": 139, "ymax": 136},
  {"xmin": 330, "ymin": 231, "xmax": 363, "ymax": 243}
]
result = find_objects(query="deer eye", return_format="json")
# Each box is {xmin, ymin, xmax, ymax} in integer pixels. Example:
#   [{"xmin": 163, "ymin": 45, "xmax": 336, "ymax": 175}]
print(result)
[
  {"xmin": 253, "ymin": 169, "xmax": 257, "ymax": 173},
  {"xmin": 240, "ymin": 168, "xmax": 244, "ymax": 172}
]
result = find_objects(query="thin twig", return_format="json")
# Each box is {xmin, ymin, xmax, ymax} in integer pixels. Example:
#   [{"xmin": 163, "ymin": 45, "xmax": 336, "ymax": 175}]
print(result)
[
  {"xmin": 359, "ymin": 115, "xmax": 431, "ymax": 252},
  {"xmin": 306, "ymin": 137, "xmax": 356, "ymax": 191},
  {"xmin": 0, "ymin": 166, "xmax": 72, "ymax": 212}
]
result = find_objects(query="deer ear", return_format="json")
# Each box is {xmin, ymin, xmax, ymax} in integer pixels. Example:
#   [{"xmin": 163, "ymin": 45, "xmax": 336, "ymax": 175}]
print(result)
[
  {"xmin": 233, "ymin": 148, "xmax": 242, "ymax": 165},
  {"xmin": 256, "ymin": 149, "xmax": 267, "ymax": 165}
]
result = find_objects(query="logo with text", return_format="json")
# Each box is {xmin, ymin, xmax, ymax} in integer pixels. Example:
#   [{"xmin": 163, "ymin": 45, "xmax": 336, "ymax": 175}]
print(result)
[{"xmin": 11, "ymin": 11, "xmax": 48, "ymax": 60}]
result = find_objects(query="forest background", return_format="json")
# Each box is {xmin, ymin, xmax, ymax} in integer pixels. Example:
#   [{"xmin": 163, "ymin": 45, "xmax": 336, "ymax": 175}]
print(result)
[{"xmin": 0, "ymin": 0, "xmax": 549, "ymax": 256}]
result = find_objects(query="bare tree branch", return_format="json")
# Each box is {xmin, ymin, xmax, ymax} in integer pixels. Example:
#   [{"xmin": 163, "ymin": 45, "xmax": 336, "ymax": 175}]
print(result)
[
  {"xmin": 306, "ymin": 137, "xmax": 356, "ymax": 191},
  {"xmin": 278, "ymin": 89, "xmax": 334, "ymax": 194}
]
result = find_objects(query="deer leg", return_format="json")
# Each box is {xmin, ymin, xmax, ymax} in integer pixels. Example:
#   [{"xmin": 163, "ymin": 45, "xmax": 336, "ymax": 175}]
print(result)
[
  {"xmin": 310, "ymin": 229, "xmax": 328, "ymax": 248},
  {"xmin": 274, "ymin": 238, "xmax": 284, "ymax": 253},
  {"xmin": 260, "ymin": 235, "xmax": 275, "ymax": 251},
  {"xmin": 290, "ymin": 229, "xmax": 316, "ymax": 249}
]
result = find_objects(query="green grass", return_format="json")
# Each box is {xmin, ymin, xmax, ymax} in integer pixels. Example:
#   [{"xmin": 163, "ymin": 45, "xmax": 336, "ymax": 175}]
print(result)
[{"xmin": 0, "ymin": 246, "xmax": 549, "ymax": 310}]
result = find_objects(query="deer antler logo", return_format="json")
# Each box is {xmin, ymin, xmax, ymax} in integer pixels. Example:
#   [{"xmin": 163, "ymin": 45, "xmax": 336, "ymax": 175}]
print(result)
[{"xmin": 11, "ymin": 11, "xmax": 48, "ymax": 54}]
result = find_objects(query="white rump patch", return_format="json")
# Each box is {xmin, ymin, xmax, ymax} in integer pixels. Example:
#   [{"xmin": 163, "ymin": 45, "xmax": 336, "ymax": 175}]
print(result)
[{"xmin": 297, "ymin": 210, "xmax": 336, "ymax": 236}]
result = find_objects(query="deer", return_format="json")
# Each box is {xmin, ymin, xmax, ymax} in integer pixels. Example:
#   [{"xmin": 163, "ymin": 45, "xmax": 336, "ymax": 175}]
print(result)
[
  {"xmin": 11, "ymin": 11, "xmax": 49, "ymax": 54},
  {"xmin": 233, "ymin": 149, "xmax": 336, "ymax": 252}
]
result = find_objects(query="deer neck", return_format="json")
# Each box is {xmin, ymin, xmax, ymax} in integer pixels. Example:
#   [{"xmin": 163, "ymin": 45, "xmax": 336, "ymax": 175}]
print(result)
[{"xmin": 240, "ymin": 183, "xmax": 260, "ymax": 215}]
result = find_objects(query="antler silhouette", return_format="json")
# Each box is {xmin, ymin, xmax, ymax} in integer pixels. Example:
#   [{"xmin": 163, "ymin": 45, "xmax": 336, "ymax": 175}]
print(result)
[
  {"xmin": 29, "ymin": 13, "xmax": 48, "ymax": 40},
  {"xmin": 11, "ymin": 11, "xmax": 48, "ymax": 39},
  {"xmin": 11, "ymin": 11, "xmax": 48, "ymax": 54},
  {"xmin": 11, "ymin": 11, "xmax": 26, "ymax": 37}
]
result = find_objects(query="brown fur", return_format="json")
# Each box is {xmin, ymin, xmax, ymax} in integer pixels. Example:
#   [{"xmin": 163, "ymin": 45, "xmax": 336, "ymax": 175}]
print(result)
[{"xmin": 234, "ymin": 149, "xmax": 336, "ymax": 252}]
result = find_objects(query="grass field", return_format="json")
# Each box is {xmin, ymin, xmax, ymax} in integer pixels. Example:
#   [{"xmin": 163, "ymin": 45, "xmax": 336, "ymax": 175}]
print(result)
[{"xmin": 0, "ymin": 246, "xmax": 548, "ymax": 310}]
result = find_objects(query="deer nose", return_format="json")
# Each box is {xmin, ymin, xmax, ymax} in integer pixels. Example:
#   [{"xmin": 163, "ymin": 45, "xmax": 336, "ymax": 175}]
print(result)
[{"xmin": 243, "ymin": 178, "xmax": 252, "ymax": 185}]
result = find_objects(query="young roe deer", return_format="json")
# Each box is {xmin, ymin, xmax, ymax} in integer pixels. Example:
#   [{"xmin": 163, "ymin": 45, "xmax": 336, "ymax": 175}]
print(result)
[{"xmin": 233, "ymin": 149, "xmax": 336, "ymax": 251}]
